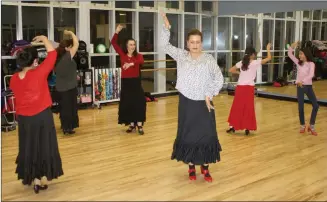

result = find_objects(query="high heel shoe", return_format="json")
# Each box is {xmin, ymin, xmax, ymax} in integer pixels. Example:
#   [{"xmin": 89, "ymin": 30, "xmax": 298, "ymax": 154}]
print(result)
[
  {"xmin": 126, "ymin": 125, "xmax": 136, "ymax": 133},
  {"xmin": 188, "ymin": 165, "xmax": 196, "ymax": 181},
  {"xmin": 245, "ymin": 130, "xmax": 250, "ymax": 136},
  {"xmin": 33, "ymin": 184, "xmax": 48, "ymax": 194},
  {"xmin": 63, "ymin": 130, "xmax": 75, "ymax": 135},
  {"xmin": 300, "ymin": 126, "xmax": 306, "ymax": 133},
  {"xmin": 201, "ymin": 165, "xmax": 212, "ymax": 182},
  {"xmin": 226, "ymin": 127, "xmax": 235, "ymax": 134},
  {"xmin": 137, "ymin": 126, "xmax": 144, "ymax": 135},
  {"xmin": 308, "ymin": 127, "xmax": 318, "ymax": 136}
]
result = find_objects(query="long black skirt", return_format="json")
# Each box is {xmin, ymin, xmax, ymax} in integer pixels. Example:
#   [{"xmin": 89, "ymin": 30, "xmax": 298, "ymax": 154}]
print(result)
[
  {"xmin": 118, "ymin": 77, "xmax": 146, "ymax": 125},
  {"xmin": 58, "ymin": 87, "xmax": 79, "ymax": 131},
  {"xmin": 16, "ymin": 108, "xmax": 64, "ymax": 185},
  {"xmin": 171, "ymin": 93, "xmax": 222, "ymax": 165}
]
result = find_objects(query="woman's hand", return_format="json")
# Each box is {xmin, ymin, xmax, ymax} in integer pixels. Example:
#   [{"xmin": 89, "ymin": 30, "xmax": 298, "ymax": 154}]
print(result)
[
  {"xmin": 205, "ymin": 96, "xmax": 214, "ymax": 112},
  {"xmin": 160, "ymin": 11, "xmax": 170, "ymax": 29},
  {"xmin": 296, "ymin": 81, "xmax": 303, "ymax": 88},
  {"xmin": 116, "ymin": 24, "xmax": 124, "ymax": 34},
  {"xmin": 291, "ymin": 41, "xmax": 299, "ymax": 49},
  {"xmin": 64, "ymin": 30, "xmax": 73, "ymax": 35},
  {"xmin": 266, "ymin": 43, "xmax": 271, "ymax": 50},
  {"xmin": 122, "ymin": 63, "xmax": 134, "ymax": 70}
]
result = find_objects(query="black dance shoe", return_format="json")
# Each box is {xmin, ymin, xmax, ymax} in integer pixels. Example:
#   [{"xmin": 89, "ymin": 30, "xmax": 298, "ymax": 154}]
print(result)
[
  {"xmin": 126, "ymin": 125, "xmax": 136, "ymax": 133},
  {"xmin": 245, "ymin": 130, "xmax": 250, "ymax": 135},
  {"xmin": 63, "ymin": 130, "xmax": 75, "ymax": 135},
  {"xmin": 226, "ymin": 127, "xmax": 235, "ymax": 133},
  {"xmin": 137, "ymin": 126, "xmax": 144, "ymax": 135},
  {"xmin": 33, "ymin": 185, "xmax": 48, "ymax": 194}
]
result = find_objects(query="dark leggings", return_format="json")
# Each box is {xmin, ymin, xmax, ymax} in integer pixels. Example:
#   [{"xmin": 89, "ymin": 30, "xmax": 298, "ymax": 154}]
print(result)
[{"xmin": 297, "ymin": 85, "xmax": 319, "ymax": 125}]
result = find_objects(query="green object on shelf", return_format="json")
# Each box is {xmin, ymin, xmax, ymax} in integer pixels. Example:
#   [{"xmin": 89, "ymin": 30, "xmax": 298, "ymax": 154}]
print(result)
[{"xmin": 96, "ymin": 44, "xmax": 106, "ymax": 53}]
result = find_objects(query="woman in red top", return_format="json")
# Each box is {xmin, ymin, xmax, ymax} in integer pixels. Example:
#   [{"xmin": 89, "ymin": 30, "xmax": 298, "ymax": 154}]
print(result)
[
  {"xmin": 9, "ymin": 35, "xmax": 64, "ymax": 194},
  {"xmin": 111, "ymin": 24, "xmax": 146, "ymax": 135}
]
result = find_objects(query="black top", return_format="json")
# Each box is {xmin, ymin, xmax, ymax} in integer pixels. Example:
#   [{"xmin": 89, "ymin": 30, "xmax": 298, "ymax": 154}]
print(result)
[{"xmin": 55, "ymin": 51, "xmax": 77, "ymax": 92}]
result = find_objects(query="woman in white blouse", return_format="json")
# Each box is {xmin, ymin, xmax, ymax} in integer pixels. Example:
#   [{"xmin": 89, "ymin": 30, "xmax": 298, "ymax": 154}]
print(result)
[{"xmin": 161, "ymin": 12, "xmax": 224, "ymax": 182}]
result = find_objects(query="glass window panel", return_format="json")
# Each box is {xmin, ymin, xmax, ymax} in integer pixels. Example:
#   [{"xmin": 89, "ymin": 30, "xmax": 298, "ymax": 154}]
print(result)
[
  {"xmin": 263, "ymin": 13, "xmax": 272, "ymax": 17},
  {"xmin": 261, "ymin": 52, "xmax": 271, "ymax": 82},
  {"xmin": 54, "ymin": 8, "xmax": 77, "ymax": 42},
  {"xmin": 286, "ymin": 21, "xmax": 295, "ymax": 46},
  {"xmin": 90, "ymin": 10, "xmax": 110, "ymax": 53},
  {"xmin": 184, "ymin": 1, "xmax": 196, "ymax": 13},
  {"xmin": 184, "ymin": 15, "xmax": 199, "ymax": 48},
  {"xmin": 217, "ymin": 17, "xmax": 230, "ymax": 50},
  {"xmin": 91, "ymin": 56, "xmax": 110, "ymax": 68},
  {"xmin": 313, "ymin": 10, "xmax": 322, "ymax": 20},
  {"xmin": 139, "ymin": 1, "xmax": 154, "ymax": 7},
  {"xmin": 115, "ymin": 1, "xmax": 134, "ymax": 8},
  {"xmin": 91, "ymin": 1, "xmax": 108, "ymax": 4},
  {"xmin": 141, "ymin": 55, "xmax": 155, "ymax": 93},
  {"xmin": 166, "ymin": 14, "xmax": 179, "ymax": 47},
  {"xmin": 1, "ymin": 5, "xmax": 17, "ymax": 56},
  {"xmin": 287, "ymin": 12, "xmax": 294, "ymax": 18},
  {"xmin": 275, "ymin": 12, "xmax": 285, "ymax": 18},
  {"xmin": 217, "ymin": 52, "xmax": 230, "ymax": 78},
  {"xmin": 115, "ymin": 11, "xmax": 133, "ymax": 49},
  {"xmin": 202, "ymin": 1, "xmax": 212, "ymax": 12},
  {"xmin": 23, "ymin": 1, "xmax": 49, "ymax": 3},
  {"xmin": 202, "ymin": 16, "xmax": 214, "ymax": 50},
  {"xmin": 323, "ymin": 10, "xmax": 327, "ymax": 19},
  {"xmin": 303, "ymin": 11, "xmax": 310, "ymax": 19},
  {"xmin": 274, "ymin": 20, "xmax": 285, "ymax": 50},
  {"xmin": 165, "ymin": 54, "xmax": 177, "ymax": 91},
  {"xmin": 139, "ymin": 12, "xmax": 154, "ymax": 52},
  {"xmin": 246, "ymin": 19, "xmax": 257, "ymax": 48},
  {"xmin": 321, "ymin": 22, "xmax": 327, "ymax": 40},
  {"xmin": 312, "ymin": 22, "xmax": 320, "ymax": 40},
  {"xmin": 166, "ymin": 1, "xmax": 179, "ymax": 9},
  {"xmin": 263, "ymin": 20, "xmax": 273, "ymax": 50},
  {"xmin": 22, "ymin": 6, "xmax": 48, "ymax": 42},
  {"xmin": 232, "ymin": 18, "xmax": 245, "ymax": 50},
  {"xmin": 302, "ymin": 21, "xmax": 310, "ymax": 41}
]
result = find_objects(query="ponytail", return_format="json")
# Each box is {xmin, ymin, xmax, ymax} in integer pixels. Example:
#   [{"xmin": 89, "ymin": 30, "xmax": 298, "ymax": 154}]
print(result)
[{"xmin": 241, "ymin": 54, "xmax": 250, "ymax": 71}]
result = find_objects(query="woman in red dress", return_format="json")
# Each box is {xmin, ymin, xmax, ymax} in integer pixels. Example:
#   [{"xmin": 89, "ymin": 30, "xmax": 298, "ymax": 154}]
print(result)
[
  {"xmin": 9, "ymin": 35, "xmax": 64, "ymax": 193},
  {"xmin": 111, "ymin": 24, "xmax": 146, "ymax": 135},
  {"xmin": 227, "ymin": 44, "xmax": 271, "ymax": 135}
]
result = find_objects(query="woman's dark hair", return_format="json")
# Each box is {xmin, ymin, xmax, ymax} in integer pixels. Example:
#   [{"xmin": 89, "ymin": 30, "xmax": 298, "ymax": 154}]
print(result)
[
  {"xmin": 298, "ymin": 47, "xmax": 314, "ymax": 65},
  {"xmin": 241, "ymin": 47, "xmax": 257, "ymax": 71},
  {"xmin": 16, "ymin": 46, "xmax": 38, "ymax": 70},
  {"xmin": 56, "ymin": 39, "xmax": 73, "ymax": 61},
  {"xmin": 187, "ymin": 29, "xmax": 203, "ymax": 41},
  {"xmin": 122, "ymin": 38, "xmax": 138, "ymax": 57}
]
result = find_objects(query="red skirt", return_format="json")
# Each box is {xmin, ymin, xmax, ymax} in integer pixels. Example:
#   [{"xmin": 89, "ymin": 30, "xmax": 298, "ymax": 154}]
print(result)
[{"xmin": 227, "ymin": 85, "xmax": 257, "ymax": 131}]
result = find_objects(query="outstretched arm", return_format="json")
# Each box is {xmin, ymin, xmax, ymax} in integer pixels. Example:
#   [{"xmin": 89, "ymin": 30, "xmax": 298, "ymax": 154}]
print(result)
[
  {"xmin": 111, "ymin": 24, "xmax": 125, "ymax": 56},
  {"xmin": 160, "ymin": 12, "xmax": 185, "ymax": 61},
  {"xmin": 261, "ymin": 43, "xmax": 272, "ymax": 65},
  {"xmin": 287, "ymin": 41, "xmax": 299, "ymax": 64}
]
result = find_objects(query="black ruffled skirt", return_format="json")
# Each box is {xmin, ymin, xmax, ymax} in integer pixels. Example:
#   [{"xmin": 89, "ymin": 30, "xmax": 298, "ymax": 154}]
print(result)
[
  {"xmin": 118, "ymin": 77, "xmax": 146, "ymax": 125},
  {"xmin": 15, "ymin": 108, "xmax": 64, "ymax": 185},
  {"xmin": 171, "ymin": 93, "xmax": 222, "ymax": 165}
]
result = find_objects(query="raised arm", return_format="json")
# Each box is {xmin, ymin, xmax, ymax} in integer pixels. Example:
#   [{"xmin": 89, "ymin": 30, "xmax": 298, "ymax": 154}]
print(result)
[
  {"xmin": 31, "ymin": 35, "xmax": 57, "ymax": 76},
  {"xmin": 64, "ymin": 30, "xmax": 79, "ymax": 59},
  {"xmin": 261, "ymin": 43, "xmax": 272, "ymax": 65},
  {"xmin": 205, "ymin": 57, "xmax": 224, "ymax": 100},
  {"xmin": 160, "ymin": 12, "xmax": 185, "ymax": 61},
  {"xmin": 287, "ymin": 41, "xmax": 299, "ymax": 64},
  {"xmin": 111, "ymin": 24, "xmax": 125, "ymax": 56}
]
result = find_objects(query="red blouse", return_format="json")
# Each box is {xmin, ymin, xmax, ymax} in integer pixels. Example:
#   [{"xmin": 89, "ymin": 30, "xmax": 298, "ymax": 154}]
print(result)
[
  {"xmin": 10, "ymin": 50, "xmax": 57, "ymax": 116},
  {"xmin": 111, "ymin": 33, "xmax": 144, "ymax": 78}
]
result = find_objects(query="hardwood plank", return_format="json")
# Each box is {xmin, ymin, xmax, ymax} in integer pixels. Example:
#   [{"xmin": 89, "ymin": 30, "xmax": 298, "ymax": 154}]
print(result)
[{"xmin": 2, "ymin": 94, "xmax": 327, "ymax": 201}]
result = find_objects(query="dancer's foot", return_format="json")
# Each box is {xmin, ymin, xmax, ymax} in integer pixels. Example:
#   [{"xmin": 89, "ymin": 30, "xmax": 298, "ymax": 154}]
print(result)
[
  {"xmin": 126, "ymin": 125, "xmax": 135, "ymax": 133},
  {"xmin": 137, "ymin": 126, "xmax": 144, "ymax": 135},
  {"xmin": 308, "ymin": 125, "xmax": 318, "ymax": 136},
  {"xmin": 188, "ymin": 164, "xmax": 196, "ymax": 180},
  {"xmin": 245, "ymin": 129, "xmax": 250, "ymax": 136},
  {"xmin": 226, "ymin": 127, "xmax": 235, "ymax": 133},
  {"xmin": 300, "ymin": 125, "xmax": 306, "ymax": 133},
  {"xmin": 63, "ymin": 129, "xmax": 75, "ymax": 135},
  {"xmin": 201, "ymin": 165, "xmax": 212, "ymax": 182}
]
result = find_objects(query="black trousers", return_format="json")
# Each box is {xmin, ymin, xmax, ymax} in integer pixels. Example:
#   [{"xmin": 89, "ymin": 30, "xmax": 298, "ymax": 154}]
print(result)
[
  {"xmin": 58, "ymin": 87, "xmax": 79, "ymax": 131},
  {"xmin": 297, "ymin": 85, "xmax": 319, "ymax": 125}
]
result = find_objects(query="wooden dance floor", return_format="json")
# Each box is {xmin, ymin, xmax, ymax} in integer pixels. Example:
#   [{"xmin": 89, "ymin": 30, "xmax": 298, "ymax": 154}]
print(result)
[
  {"xmin": 2, "ymin": 94, "xmax": 327, "ymax": 201},
  {"xmin": 258, "ymin": 80, "xmax": 327, "ymax": 100}
]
